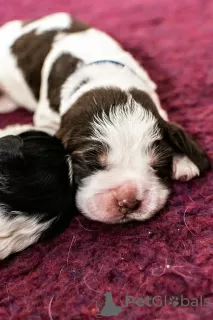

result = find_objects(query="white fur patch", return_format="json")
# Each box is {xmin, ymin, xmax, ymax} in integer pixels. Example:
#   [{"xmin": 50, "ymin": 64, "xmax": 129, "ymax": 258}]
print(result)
[
  {"xmin": 0, "ymin": 209, "xmax": 54, "ymax": 259},
  {"xmin": 91, "ymin": 96, "xmax": 160, "ymax": 160}
]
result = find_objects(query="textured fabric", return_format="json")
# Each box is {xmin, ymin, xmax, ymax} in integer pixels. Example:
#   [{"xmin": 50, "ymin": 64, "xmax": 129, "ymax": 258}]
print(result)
[{"xmin": 0, "ymin": 0, "xmax": 213, "ymax": 319}]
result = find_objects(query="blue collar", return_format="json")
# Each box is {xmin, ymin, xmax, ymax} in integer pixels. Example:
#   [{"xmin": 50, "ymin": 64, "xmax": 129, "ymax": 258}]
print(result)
[
  {"xmin": 86, "ymin": 60, "xmax": 142, "ymax": 79},
  {"xmin": 87, "ymin": 60, "xmax": 126, "ymax": 67}
]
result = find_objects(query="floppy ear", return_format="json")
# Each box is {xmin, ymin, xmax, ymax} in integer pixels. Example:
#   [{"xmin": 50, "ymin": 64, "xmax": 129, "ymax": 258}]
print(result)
[{"xmin": 166, "ymin": 123, "xmax": 211, "ymax": 181}]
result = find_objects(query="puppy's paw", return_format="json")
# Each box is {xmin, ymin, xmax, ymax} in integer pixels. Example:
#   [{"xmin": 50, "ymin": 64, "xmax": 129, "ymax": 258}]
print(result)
[
  {"xmin": 33, "ymin": 111, "xmax": 60, "ymax": 136},
  {"xmin": 172, "ymin": 155, "xmax": 200, "ymax": 181}
]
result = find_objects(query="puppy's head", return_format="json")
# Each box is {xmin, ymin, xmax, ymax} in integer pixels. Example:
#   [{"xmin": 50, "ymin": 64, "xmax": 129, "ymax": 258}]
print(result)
[
  {"xmin": 58, "ymin": 87, "xmax": 210, "ymax": 224},
  {"xmin": 0, "ymin": 131, "xmax": 73, "ymax": 227}
]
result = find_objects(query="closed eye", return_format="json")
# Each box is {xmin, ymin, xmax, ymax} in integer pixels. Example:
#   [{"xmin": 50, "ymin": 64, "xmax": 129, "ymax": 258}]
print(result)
[{"xmin": 92, "ymin": 162, "xmax": 106, "ymax": 171}]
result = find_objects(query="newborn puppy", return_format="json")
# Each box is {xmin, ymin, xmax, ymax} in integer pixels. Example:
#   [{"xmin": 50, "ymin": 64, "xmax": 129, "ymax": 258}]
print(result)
[
  {"xmin": 0, "ymin": 13, "xmax": 210, "ymax": 224},
  {"xmin": 0, "ymin": 127, "xmax": 73, "ymax": 259}
]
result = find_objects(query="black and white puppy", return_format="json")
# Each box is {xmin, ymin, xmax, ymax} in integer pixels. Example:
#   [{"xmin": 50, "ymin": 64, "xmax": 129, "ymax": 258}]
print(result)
[
  {"xmin": 0, "ymin": 13, "xmax": 210, "ymax": 224},
  {"xmin": 0, "ymin": 126, "xmax": 73, "ymax": 259}
]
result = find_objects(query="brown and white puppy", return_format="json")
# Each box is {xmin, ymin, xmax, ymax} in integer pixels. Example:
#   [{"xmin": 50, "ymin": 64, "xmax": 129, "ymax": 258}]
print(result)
[{"xmin": 0, "ymin": 13, "xmax": 210, "ymax": 224}]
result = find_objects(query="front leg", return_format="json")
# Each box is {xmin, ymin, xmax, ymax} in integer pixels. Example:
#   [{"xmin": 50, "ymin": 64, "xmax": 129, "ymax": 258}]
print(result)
[
  {"xmin": 33, "ymin": 45, "xmax": 66, "ymax": 135},
  {"xmin": 33, "ymin": 103, "xmax": 60, "ymax": 136}
]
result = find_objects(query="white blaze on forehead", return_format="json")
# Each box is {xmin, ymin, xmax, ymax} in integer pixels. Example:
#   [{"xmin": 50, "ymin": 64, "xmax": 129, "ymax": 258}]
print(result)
[{"xmin": 91, "ymin": 98, "xmax": 161, "ymax": 165}]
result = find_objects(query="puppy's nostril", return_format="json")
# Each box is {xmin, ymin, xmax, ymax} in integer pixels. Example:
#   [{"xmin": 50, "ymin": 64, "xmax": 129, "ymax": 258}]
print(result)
[
  {"xmin": 126, "ymin": 199, "xmax": 141, "ymax": 210},
  {"xmin": 120, "ymin": 206, "xmax": 129, "ymax": 215},
  {"xmin": 118, "ymin": 200, "xmax": 125, "ymax": 207},
  {"xmin": 118, "ymin": 199, "xmax": 141, "ymax": 212}
]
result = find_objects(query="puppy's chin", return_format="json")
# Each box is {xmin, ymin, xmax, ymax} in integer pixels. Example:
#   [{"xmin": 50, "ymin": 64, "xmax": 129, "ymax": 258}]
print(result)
[{"xmin": 75, "ymin": 174, "xmax": 170, "ymax": 224}]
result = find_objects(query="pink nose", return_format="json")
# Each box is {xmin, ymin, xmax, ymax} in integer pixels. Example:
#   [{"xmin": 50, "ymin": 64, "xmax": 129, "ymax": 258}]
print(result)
[{"xmin": 113, "ymin": 182, "xmax": 141, "ymax": 215}]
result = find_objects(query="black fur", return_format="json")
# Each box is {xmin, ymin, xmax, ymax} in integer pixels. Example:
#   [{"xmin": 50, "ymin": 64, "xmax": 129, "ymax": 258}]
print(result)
[{"xmin": 0, "ymin": 130, "xmax": 75, "ymax": 240}]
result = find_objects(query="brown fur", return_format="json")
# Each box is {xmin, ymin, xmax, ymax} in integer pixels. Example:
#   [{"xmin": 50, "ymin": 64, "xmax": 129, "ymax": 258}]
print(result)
[
  {"xmin": 57, "ymin": 87, "xmax": 128, "ymax": 182},
  {"xmin": 130, "ymin": 88, "xmax": 163, "ymax": 120},
  {"xmin": 57, "ymin": 87, "xmax": 128, "ymax": 150},
  {"xmin": 48, "ymin": 54, "xmax": 82, "ymax": 112},
  {"xmin": 68, "ymin": 19, "xmax": 89, "ymax": 33},
  {"xmin": 12, "ymin": 18, "xmax": 89, "ymax": 101},
  {"xmin": 12, "ymin": 30, "xmax": 63, "ymax": 100}
]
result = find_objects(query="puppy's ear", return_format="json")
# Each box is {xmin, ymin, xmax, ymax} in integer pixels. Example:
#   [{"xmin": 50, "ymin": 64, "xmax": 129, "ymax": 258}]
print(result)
[
  {"xmin": 166, "ymin": 123, "xmax": 211, "ymax": 181},
  {"xmin": 0, "ymin": 135, "xmax": 23, "ymax": 161}
]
